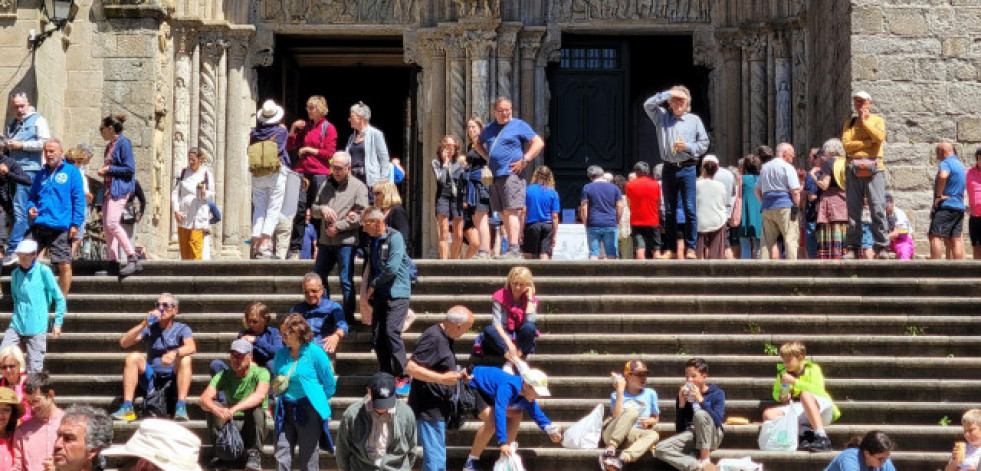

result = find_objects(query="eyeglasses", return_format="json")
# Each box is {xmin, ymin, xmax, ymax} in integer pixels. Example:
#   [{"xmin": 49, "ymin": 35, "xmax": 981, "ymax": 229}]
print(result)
[
  {"xmin": 154, "ymin": 302, "xmax": 174, "ymax": 309},
  {"xmin": 0, "ymin": 365, "xmax": 18, "ymax": 371},
  {"xmin": 331, "ymin": 165, "xmax": 348, "ymax": 171}
]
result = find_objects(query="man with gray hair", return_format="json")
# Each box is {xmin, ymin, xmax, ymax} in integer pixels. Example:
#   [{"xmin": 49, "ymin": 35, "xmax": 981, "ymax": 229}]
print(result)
[
  {"xmin": 643, "ymin": 86, "xmax": 710, "ymax": 259},
  {"xmin": 48, "ymin": 405, "xmax": 113, "ymax": 471},
  {"xmin": 580, "ymin": 165, "xmax": 623, "ymax": 259},
  {"xmin": 405, "ymin": 305, "xmax": 474, "ymax": 471},
  {"xmin": 755, "ymin": 143, "xmax": 801, "ymax": 259},
  {"xmin": 312, "ymin": 150, "xmax": 369, "ymax": 324},
  {"xmin": 4, "ymin": 92, "xmax": 51, "ymax": 265}
]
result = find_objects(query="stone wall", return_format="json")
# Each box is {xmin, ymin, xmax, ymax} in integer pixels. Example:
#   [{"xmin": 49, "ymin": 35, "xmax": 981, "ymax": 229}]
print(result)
[
  {"xmin": 851, "ymin": 0, "xmax": 976, "ymax": 250},
  {"xmin": 807, "ymin": 0, "xmax": 851, "ymax": 149}
]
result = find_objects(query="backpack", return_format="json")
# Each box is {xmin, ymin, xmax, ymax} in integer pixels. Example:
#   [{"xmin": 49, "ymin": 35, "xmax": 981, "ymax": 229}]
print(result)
[
  {"xmin": 248, "ymin": 135, "xmax": 281, "ymax": 178},
  {"xmin": 446, "ymin": 378, "xmax": 478, "ymax": 430}
]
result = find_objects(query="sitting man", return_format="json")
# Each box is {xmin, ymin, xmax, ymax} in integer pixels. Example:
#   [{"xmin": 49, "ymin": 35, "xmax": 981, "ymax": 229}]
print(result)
[
  {"xmin": 288, "ymin": 272, "xmax": 348, "ymax": 354},
  {"xmin": 199, "ymin": 339, "xmax": 269, "ymax": 471},
  {"xmin": 463, "ymin": 355, "xmax": 562, "ymax": 471},
  {"xmin": 655, "ymin": 358, "xmax": 725, "ymax": 471},
  {"xmin": 336, "ymin": 372, "xmax": 418, "ymax": 471},
  {"xmin": 599, "ymin": 360, "xmax": 661, "ymax": 471},
  {"xmin": 111, "ymin": 293, "xmax": 196, "ymax": 422}
]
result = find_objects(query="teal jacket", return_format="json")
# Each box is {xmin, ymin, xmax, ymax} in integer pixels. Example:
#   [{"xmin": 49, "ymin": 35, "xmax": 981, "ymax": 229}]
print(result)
[
  {"xmin": 11, "ymin": 261, "xmax": 65, "ymax": 336},
  {"xmin": 273, "ymin": 342, "xmax": 336, "ymax": 422}
]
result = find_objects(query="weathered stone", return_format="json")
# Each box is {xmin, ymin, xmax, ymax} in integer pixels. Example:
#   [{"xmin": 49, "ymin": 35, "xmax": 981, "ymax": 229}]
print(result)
[
  {"xmin": 887, "ymin": 165, "xmax": 934, "ymax": 192},
  {"xmin": 884, "ymin": 8, "xmax": 928, "ymax": 36},
  {"xmin": 942, "ymin": 37, "xmax": 969, "ymax": 57},
  {"xmin": 957, "ymin": 117, "xmax": 981, "ymax": 141},
  {"xmin": 852, "ymin": 55, "xmax": 878, "ymax": 81},
  {"xmin": 852, "ymin": 6, "xmax": 883, "ymax": 34}
]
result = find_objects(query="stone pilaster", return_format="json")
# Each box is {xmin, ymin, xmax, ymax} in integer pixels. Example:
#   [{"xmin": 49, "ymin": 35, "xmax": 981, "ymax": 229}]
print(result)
[
  {"xmin": 744, "ymin": 33, "xmax": 767, "ymax": 149},
  {"xmin": 518, "ymin": 28, "xmax": 545, "ymax": 131},
  {"xmin": 170, "ymin": 26, "xmax": 195, "ymax": 246},
  {"xmin": 221, "ymin": 32, "xmax": 252, "ymax": 257},
  {"xmin": 718, "ymin": 32, "xmax": 742, "ymax": 164},
  {"xmin": 445, "ymin": 33, "xmax": 468, "ymax": 143},
  {"xmin": 496, "ymin": 24, "xmax": 520, "ymax": 102},
  {"xmin": 791, "ymin": 27, "xmax": 808, "ymax": 155},
  {"xmin": 198, "ymin": 37, "xmax": 224, "ymax": 175}
]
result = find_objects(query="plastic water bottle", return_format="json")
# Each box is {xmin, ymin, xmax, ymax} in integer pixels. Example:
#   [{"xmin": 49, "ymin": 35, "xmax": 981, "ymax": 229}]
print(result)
[{"xmin": 781, "ymin": 382, "xmax": 791, "ymax": 399}]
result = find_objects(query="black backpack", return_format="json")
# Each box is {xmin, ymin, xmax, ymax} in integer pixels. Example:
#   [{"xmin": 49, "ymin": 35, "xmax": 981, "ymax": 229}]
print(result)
[{"xmin": 446, "ymin": 379, "xmax": 478, "ymax": 430}]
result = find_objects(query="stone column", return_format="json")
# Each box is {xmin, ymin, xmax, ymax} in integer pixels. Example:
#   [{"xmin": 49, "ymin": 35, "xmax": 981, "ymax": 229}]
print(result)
[
  {"xmin": 744, "ymin": 33, "xmax": 768, "ymax": 149},
  {"xmin": 719, "ymin": 34, "xmax": 742, "ymax": 164},
  {"xmin": 496, "ymin": 24, "xmax": 520, "ymax": 102},
  {"xmin": 791, "ymin": 27, "xmax": 808, "ymax": 154},
  {"xmin": 467, "ymin": 30, "xmax": 496, "ymax": 125},
  {"xmin": 772, "ymin": 30, "xmax": 793, "ymax": 147},
  {"xmin": 198, "ymin": 36, "xmax": 224, "ymax": 257},
  {"xmin": 171, "ymin": 26, "xmax": 195, "ymax": 246},
  {"xmin": 518, "ymin": 28, "xmax": 545, "ymax": 127},
  {"xmin": 221, "ymin": 33, "xmax": 252, "ymax": 258},
  {"xmin": 445, "ymin": 34, "xmax": 468, "ymax": 143}
]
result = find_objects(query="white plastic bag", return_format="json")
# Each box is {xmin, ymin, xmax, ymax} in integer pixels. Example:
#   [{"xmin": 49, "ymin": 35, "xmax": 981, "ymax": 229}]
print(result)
[
  {"xmin": 492, "ymin": 444, "xmax": 526, "ymax": 471},
  {"xmin": 757, "ymin": 408, "xmax": 798, "ymax": 451},
  {"xmin": 561, "ymin": 404, "xmax": 604, "ymax": 449},
  {"xmin": 718, "ymin": 457, "xmax": 764, "ymax": 471}
]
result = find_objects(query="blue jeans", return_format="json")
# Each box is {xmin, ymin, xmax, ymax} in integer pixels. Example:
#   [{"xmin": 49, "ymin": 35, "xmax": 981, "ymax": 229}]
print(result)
[
  {"xmin": 314, "ymin": 244, "xmax": 356, "ymax": 324},
  {"xmin": 481, "ymin": 323, "xmax": 538, "ymax": 357},
  {"xmin": 586, "ymin": 226, "xmax": 618, "ymax": 257},
  {"xmin": 740, "ymin": 237, "xmax": 760, "ymax": 259},
  {"xmin": 418, "ymin": 420, "xmax": 447, "ymax": 471},
  {"xmin": 661, "ymin": 164, "xmax": 697, "ymax": 251},
  {"xmin": 8, "ymin": 171, "xmax": 36, "ymax": 255},
  {"xmin": 804, "ymin": 221, "xmax": 817, "ymax": 259}
]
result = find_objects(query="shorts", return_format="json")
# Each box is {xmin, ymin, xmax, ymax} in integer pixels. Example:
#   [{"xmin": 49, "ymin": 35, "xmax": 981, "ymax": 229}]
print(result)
[
  {"xmin": 631, "ymin": 226, "xmax": 662, "ymax": 250},
  {"xmin": 30, "ymin": 225, "xmax": 72, "ymax": 264},
  {"xmin": 472, "ymin": 383, "xmax": 495, "ymax": 417},
  {"xmin": 472, "ymin": 183, "xmax": 491, "ymax": 213},
  {"xmin": 435, "ymin": 195, "xmax": 463, "ymax": 219},
  {"xmin": 490, "ymin": 174, "xmax": 525, "ymax": 212},
  {"xmin": 860, "ymin": 222, "xmax": 873, "ymax": 249},
  {"xmin": 929, "ymin": 207, "xmax": 965, "ymax": 238},
  {"xmin": 522, "ymin": 221, "xmax": 554, "ymax": 257},
  {"xmin": 970, "ymin": 216, "xmax": 981, "ymax": 246},
  {"xmin": 778, "ymin": 395, "xmax": 835, "ymax": 429}
]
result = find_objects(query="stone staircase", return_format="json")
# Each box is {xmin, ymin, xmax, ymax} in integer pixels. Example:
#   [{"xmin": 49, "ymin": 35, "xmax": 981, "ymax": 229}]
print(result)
[{"xmin": 9, "ymin": 259, "xmax": 980, "ymax": 471}]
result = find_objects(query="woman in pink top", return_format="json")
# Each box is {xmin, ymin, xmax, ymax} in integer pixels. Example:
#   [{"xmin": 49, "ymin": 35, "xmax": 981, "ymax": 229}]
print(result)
[
  {"xmin": 288, "ymin": 95, "xmax": 338, "ymax": 255},
  {"xmin": 966, "ymin": 148, "xmax": 981, "ymax": 259},
  {"xmin": 0, "ymin": 387, "xmax": 24, "ymax": 470},
  {"xmin": 0, "ymin": 346, "xmax": 30, "ymax": 423}
]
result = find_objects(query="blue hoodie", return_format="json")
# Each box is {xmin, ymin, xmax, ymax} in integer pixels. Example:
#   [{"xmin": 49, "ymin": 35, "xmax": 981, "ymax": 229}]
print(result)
[
  {"xmin": 28, "ymin": 160, "xmax": 85, "ymax": 231},
  {"xmin": 470, "ymin": 366, "xmax": 552, "ymax": 445}
]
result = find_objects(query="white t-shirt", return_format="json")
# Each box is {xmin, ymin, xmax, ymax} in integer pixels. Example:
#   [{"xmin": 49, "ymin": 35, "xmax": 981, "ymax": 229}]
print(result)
[{"xmin": 958, "ymin": 442, "xmax": 981, "ymax": 470}]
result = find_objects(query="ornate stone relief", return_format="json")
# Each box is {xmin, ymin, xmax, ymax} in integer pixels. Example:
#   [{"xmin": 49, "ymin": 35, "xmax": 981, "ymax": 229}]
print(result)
[
  {"xmin": 454, "ymin": 0, "xmax": 500, "ymax": 19},
  {"xmin": 260, "ymin": 0, "xmax": 417, "ymax": 24},
  {"xmin": 550, "ymin": 0, "xmax": 709, "ymax": 22},
  {"xmin": 0, "ymin": 0, "xmax": 15, "ymax": 18},
  {"xmin": 692, "ymin": 30, "xmax": 717, "ymax": 68}
]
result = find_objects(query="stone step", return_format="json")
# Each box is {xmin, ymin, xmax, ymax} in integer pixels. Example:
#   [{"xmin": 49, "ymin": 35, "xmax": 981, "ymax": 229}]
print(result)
[
  {"xmin": 41, "ymin": 331, "xmax": 981, "ymax": 358},
  {"xmin": 58, "ymin": 275, "xmax": 981, "ymax": 297},
  {"xmin": 39, "ymin": 293, "xmax": 981, "ymax": 315},
  {"xmin": 63, "ymin": 259, "xmax": 981, "ymax": 279},
  {"xmin": 40, "ymin": 372, "xmax": 981, "ymax": 403},
  {"xmin": 43, "ymin": 312, "xmax": 981, "ymax": 337}
]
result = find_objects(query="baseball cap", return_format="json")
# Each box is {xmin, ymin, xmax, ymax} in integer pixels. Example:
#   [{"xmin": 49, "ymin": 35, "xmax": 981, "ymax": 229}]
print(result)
[
  {"xmin": 521, "ymin": 368, "xmax": 551, "ymax": 397},
  {"xmin": 702, "ymin": 155, "xmax": 719, "ymax": 167},
  {"xmin": 102, "ymin": 419, "xmax": 203, "ymax": 471},
  {"xmin": 369, "ymin": 372, "xmax": 397, "ymax": 409},
  {"xmin": 624, "ymin": 360, "xmax": 648, "ymax": 376},
  {"xmin": 230, "ymin": 339, "xmax": 253, "ymax": 355},
  {"xmin": 885, "ymin": 193, "xmax": 894, "ymax": 203},
  {"xmin": 853, "ymin": 91, "xmax": 872, "ymax": 101},
  {"xmin": 14, "ymin": 240, "xmax": 37, "ymax": 254}
]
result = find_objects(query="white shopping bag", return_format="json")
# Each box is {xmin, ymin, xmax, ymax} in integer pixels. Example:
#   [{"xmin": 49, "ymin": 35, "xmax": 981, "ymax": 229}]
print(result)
[
  {"xmin": 561, "ymin": 404, "xmax": 604, "ymax": 449},
  {"xmin": 492, "ymin": 444, "xmax": 526, "ymax": 471},
  {"xmin": 718, "ymin": 457, "xmax": 764, "ymax": 471},
  {"xmin": 757, "ymin": 408, "xmax": 798, "ymax": 451}
]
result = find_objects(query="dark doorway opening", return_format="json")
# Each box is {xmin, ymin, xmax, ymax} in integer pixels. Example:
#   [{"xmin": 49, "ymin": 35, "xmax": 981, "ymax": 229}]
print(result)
[
  {"xmin": 256, "ymin": 36, "xmax": 424, "ymax": 255},
  {"xmin": 546, "ymin": 34, "xmax": 709, "ymax": 212}
]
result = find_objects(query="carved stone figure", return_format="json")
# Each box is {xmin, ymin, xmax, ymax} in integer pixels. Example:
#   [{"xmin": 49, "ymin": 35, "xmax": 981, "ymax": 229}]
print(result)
[{"xmin": 286, "ymin": 0, "xmax": 309, "ymax": 22}]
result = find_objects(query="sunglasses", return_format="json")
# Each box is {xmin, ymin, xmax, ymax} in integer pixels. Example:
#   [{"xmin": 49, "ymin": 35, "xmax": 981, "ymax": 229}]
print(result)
[{"xmin": 154, "ymin": 302, "xmax": 174, "ymax": 309}]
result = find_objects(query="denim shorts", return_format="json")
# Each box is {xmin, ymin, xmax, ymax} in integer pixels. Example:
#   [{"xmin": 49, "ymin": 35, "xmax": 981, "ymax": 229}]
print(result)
[{"xmin": 587, "ymin": 226, "xmax": 617, "ymax": 257}]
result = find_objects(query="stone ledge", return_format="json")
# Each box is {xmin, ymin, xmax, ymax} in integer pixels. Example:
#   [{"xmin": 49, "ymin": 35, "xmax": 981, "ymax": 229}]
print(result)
[{"xmin": 102, "ymin": 4, "xmax": 167, "ymax": 20}]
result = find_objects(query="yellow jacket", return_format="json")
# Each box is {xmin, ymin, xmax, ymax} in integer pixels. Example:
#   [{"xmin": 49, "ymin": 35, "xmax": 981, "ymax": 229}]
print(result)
[{"xmin": 842, "ymin": 114, "xmax": 886, "ymax": 169}]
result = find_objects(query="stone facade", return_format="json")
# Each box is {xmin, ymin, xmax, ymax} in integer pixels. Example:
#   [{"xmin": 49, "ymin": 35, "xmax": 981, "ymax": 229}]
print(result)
[{"xmin": 0, "ymin": 0, "xmax": 966, "ymax": 257}]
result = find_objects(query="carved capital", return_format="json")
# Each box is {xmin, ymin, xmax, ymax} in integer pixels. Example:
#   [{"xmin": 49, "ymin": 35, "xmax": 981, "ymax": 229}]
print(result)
[
  {"xmin": 250, "ymin": 27, "xmax": 275, "ymax": 68},
  {"xmin": 444, "ymin": 33, "xmax": 467, "ymax": 60},
  {"xmin": 418, "ymin": 30, "xmax": 446, "ymax": 59},
  {"xmin": 456, "ymin": 0, "xmax": 500, "ymax": 20},
  {"xmin": 717, "ymin": 32, "xmax": 741, "ymax": 62},
  {"xmin": 771, "ymin": 30, "xmax": 790, "ymax": 59},
  {"xmin": 692, "ymin": 29, "xmax": 717, "ymax": 68},
  {"xmin": 174, "ymin": 26, "xmax": 197, "ymax": 55},
  {"xmin": 465, "ymin": 30, "xmax": 496, "ymax": 59},
  {"xmin": 742, "ymin": 34, "xmax": 766, "ymax": 62},
  {"xmin": 0, "ymin": 0, "xmax": 16, "ymax": 19},
  {"xmin": 496, "ymin": 24, "xmax": 520, "ymax": 59},
  {"xmin": 518, "ymin": 28, "xmax": 546, "ymax": 62}
]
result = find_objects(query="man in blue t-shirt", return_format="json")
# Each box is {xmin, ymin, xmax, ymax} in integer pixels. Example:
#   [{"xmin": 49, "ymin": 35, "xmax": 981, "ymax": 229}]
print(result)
[
  {"xmin": 475, "ymin": 98, "xmax": 545, "ymax": 259},
  {"xmin": 112, "ymin": 293, "xmax": 196, "ymax": 422},
  {"xmin": 756, "ymin": 143, "xmax": 801, "ymax": 260},
  {"xmin": 929, "ymin": 141, "xmax": 967, "ymax": 259},
  {"xmin": 580, "ymin": 165, "xmax": 623, "ymax": 259}
]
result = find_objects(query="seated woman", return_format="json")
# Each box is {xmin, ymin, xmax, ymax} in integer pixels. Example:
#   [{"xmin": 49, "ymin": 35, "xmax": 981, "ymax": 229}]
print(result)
[
  {"xmin": 0, "ymin": 346, "xmax": 30, "ymax": 422},
  {"xmin": 210, "ymin": 302, "xmax": 282, "ymax": 375},
  {"xmin": 477, "ymin": 266, "xmax": 539, "ymax": 363},
  {"xmin": 824, "ymin": 431, "xmax": 896, "ymax": 471}
]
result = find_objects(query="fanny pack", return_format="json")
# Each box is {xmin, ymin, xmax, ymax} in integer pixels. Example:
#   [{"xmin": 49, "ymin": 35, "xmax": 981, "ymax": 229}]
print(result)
[
  {"xmin": 849, "ymin": 157, "xmax": 878, "ymax": 178},
  {"xmin": 272, "ymin": 358, "xmax": 299, "ymax": 395}
]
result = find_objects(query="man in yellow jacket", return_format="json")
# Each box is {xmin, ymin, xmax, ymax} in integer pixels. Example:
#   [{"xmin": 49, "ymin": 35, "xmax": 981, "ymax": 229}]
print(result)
[{"xmin": 841, "ymin": 91, "xmax": 888, "ymax": 259}]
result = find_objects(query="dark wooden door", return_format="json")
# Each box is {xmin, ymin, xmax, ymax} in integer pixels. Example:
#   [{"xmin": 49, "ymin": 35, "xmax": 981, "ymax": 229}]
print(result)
[{"xmin": 547, "ymin": 44, "xmax": 626, "ymax": 214}]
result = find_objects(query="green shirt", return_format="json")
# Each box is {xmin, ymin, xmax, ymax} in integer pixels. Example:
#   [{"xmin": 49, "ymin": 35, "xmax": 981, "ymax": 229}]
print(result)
[{"xmin": 209, "ymin": 364, "xmax": 271, "ymax": 417}]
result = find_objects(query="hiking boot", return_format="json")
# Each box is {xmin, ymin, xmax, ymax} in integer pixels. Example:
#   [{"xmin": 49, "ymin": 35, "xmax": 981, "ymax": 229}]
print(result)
[
  {"xmin": 807, "ymin": 435, "xmax": 833, "ymax": 452},
  {"xmin": 174, "ymin": 402, "xmax": 189, "ymax": 421},
  {"xmin": 599, "ymin": 451, "xmax": 623, "ymax": 471},
  {"xmin": 245, "ymin": 449, "xmax": 262, "ymax": 471},
  {"xmin": 111, "ymin": 403, "xmax": 137, "ymax": 422},
  {"xmin": 119, "ymin": 260, "xmax": 138, "ymax": 276}
]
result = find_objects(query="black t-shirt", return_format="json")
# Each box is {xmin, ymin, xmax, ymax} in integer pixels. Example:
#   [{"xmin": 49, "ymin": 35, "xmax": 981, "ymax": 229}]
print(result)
[
  {"xmin": 407, "ymin": 324, "xmax": 457, "ymax": 422},
  {"xmin": 821, "ymin": 157, "xmax": 841, "ymax": 190},
  {"xmin": 385, "ymin": 204, "xmax": 412, "ymax": 253}
]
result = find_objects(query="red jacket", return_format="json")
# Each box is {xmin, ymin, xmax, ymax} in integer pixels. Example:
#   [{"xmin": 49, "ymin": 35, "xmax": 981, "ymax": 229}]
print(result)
[{"xmin": 287, "ymin": 117, "xmax": 337, "ymax": 175}]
